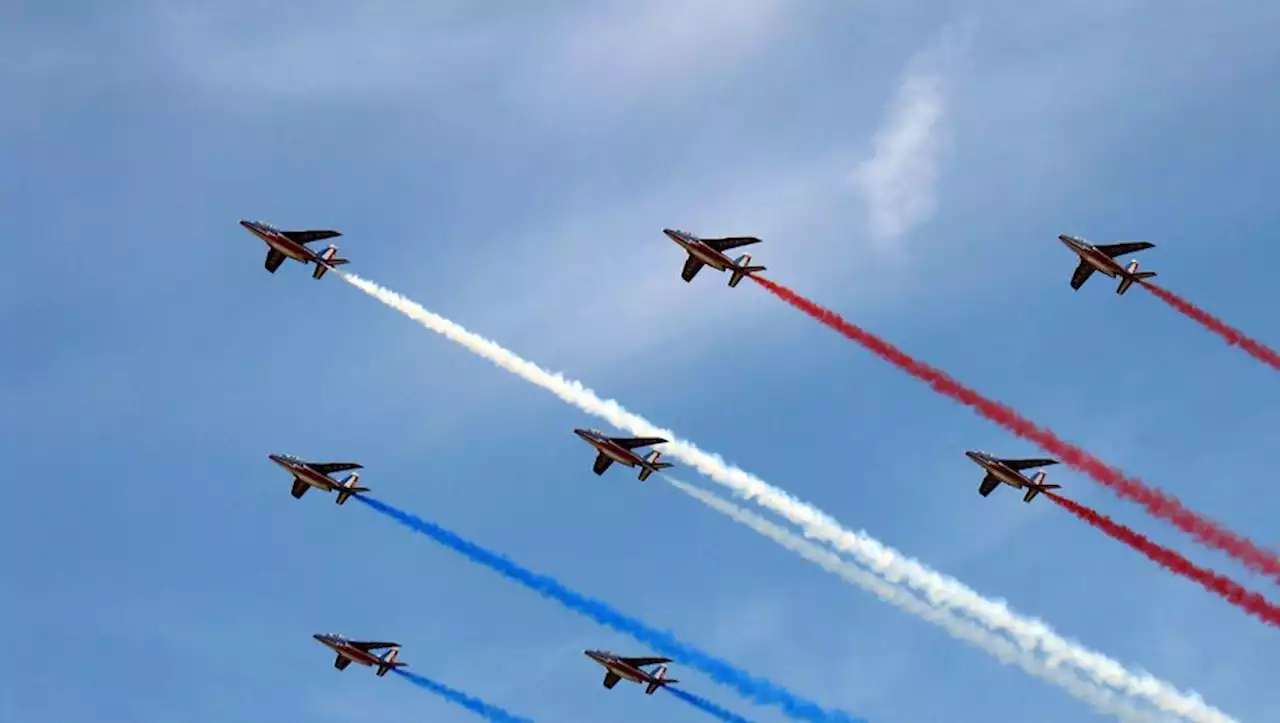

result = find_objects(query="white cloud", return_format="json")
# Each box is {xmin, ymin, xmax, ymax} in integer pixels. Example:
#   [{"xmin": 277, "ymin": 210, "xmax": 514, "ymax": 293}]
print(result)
[{"xmin": 851, "ymin": 27, "xmax": 973, "ymax": 248}]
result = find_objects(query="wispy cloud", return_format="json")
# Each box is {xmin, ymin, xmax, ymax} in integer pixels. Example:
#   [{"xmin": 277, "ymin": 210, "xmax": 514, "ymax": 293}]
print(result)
[
  {"xmin": 852, "ymin": 29, "xmax": 972, "ymax": 248},
  {"xmin": 139, "ymin": 0, "xmax": 798, "ymax": 117},
  {"xmin": 514, "ymin": 0, "xmax": 795, "ymax": 116}
]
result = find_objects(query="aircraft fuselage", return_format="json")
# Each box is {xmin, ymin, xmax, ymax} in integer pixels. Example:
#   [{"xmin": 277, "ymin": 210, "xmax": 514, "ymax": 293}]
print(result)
[
  {"xmin": 574, "ymin": 430, "xmax": 644, "ymax": 468},
  {"xmin": 664, "ymin": 231, "xmax": 734, "ymax": 271},
  {"xmin": 1058, "ymin": 235, "xmax": 1125, "ymax": 278},
  {"xmin": 241, "ymin": 221, "xmax": 317, "ymax": 263},
  {"xmin": 269, "ymin": 454, "xmax": 340, "ymax": 492},
  {"xmin": 964, "ymin": 451, "xmax": 1031, "ymax": 489},
  {"xmin": 314, "ymin": 635, "xmax": 386, "ymax": 668},
  {"xmin": 585, "ymin": 651, "xmax": 650, "ymax": 684}
]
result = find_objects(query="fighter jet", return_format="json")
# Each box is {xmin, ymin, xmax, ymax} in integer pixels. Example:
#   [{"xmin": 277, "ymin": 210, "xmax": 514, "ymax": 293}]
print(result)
[
  {"xmin": 662, "ymin": 228, "xmax": 766, "ymax": 288},
  {"xmin": 1057, "ymin": 234, "xmax": 1157, "ymax": 295},
  {"xmin": 268, "ymin": 453, "xmax": 368, "ymax": 504},
  {"xmin": 965, "ymin": 450, "xmax": 1062, "ymax": 503},
  {"xmin": 313, "ymin": 633, "xmax": 408, "ymax": 677},
  {"xmin": 239, "ymin": 219, "xmax": 348, "ymax": 279},
  {"xmin": 573, "ymin": 428, "xmax": 673, "ymax": 481},
  {"xmin": 584, "ymin": 650, "xmax": 678, "ymax": 694}
]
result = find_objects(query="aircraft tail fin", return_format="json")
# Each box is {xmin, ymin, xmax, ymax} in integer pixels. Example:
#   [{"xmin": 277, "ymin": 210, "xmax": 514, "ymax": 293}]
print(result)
[
  {"xmin": 645, "ymin": 664, "xmax": 677, "ymax": 694},
  {"xmin": 1023, "ymin": 471, "xmax": 1061, "ymax": 503},
  {"xmin": 1117, "ymin": 259, "xmax": 1157, "ymax": 295},
  {"xmin": 728, "ymin": 254, "xmax": 766, "ymax": 288},
  {"xmin": 375, "ymin": 647, "xmax": 407, "ymax": 677},
  {"xmin": 637, "ymin": 450, "xmax": 673, "ymax": 481},
  {"xmin": 313, "ymin": 245, "xmax": 349, "ymax": 279},
  {"xmin": 335, "ymin": 473, "xmax": 369, "ymax": 505}
]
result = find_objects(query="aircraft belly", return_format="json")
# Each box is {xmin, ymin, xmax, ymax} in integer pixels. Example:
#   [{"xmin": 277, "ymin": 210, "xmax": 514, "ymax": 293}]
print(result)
[
  {"xmin": 989, "ymin": 467, "xmax": 1023, "ymax": 488},
  {"xmin": 692, "ymin": 248, "xmax": 729, "ymax": 270},
  {"xmin": 611, "ymin": 666, "xmax": 643, "ymax": 682},
  {"xmin": 299, "ymin": 474, "xmax": 334, "ymax": 491},
  {"xmin": 268, "ymin": 238, "xmax": 311, "ymax": 261},
  {"xmin": 1084, "ymin": 255, "xmax": 1118, "ymax": 276},
  {"xmin": 603, "ymin": 448, "xmax": 637, "ymax": 466}
]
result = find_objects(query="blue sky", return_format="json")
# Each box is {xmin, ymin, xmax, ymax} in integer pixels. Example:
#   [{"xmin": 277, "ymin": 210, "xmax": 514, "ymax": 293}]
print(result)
[{"xmin": 3, "ymin": 2, "xmax": 1279, "ymax": 722}]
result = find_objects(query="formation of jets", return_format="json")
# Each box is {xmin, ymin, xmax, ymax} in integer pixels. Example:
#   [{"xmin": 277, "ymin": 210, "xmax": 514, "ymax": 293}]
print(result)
[{"xmin": 248, "ymin": 221, "xmax": 1159, "ymax": 692}]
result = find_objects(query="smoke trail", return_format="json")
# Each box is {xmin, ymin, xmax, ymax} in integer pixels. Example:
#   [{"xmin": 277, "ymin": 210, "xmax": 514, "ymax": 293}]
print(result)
[
  {"xmin": 662, "ymin": 477, "xmax": 1165, "ymax": 723},
  {"xmin": 667, "ymin": 686, "xmax": 759, "ymax": 723},
  {"xmin": 352, "ymin": 495, "xmax": 866, "ymax": 723},
  {"xmin": 1140, "ymin": 282, "xmax": 1280, "ymax": 371},
  {"xmin": 749, "ymin": 274, "xmax": 1279, "ymax": 584},
  {"xmin": 335, "ymin": 271, "xmax": 1230, "ymax": 722},
  {"xmin": 394, "ymin": 669, "xmax": 536, "ymax": 723},
  {"xmin": 1043, "ymin": 492, "xmax": 1280, "ymax": 627}
]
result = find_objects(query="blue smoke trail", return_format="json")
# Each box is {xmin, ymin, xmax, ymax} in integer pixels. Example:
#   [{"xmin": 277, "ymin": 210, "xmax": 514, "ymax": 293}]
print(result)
[
  {"xmin": 666, "ymin": 686, "xmax": 758, "ymax": 723},
  {"xmin": 355, "ymin": 495, "xmax": 865, "ymax": 723},
  {"xmin": 393, "ymin": 669, "xmax": 535, "ymax": 723}
]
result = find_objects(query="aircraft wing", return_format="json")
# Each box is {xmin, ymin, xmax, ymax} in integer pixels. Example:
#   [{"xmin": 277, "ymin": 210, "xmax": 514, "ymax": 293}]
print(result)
[
  {"xmin": 350, "ymin": 641, "xmax": 398, "ymax": 650},
  {"xmin": 703, "ymin": 236, "xmax": 762, "ymax": 252},
  {"xmin": 978, "ymin": 474, "xmax": 1000, "ymax": 497},
  {"xmin": 681, "ymin": 255, "xmax": 706, "ymax": 282},
  {"xmin": 1069, "ymin": 260, "xmax": 1096, "ymax": 290},
  {"xmin": 611, "ymin": 437, "xmax": 667, "ymax": 450},
  {"xmin": 619, "ymin": 656, "xmax": 672, "ymax": 667},
  {"xmin": 284, "ymin": 230, "xmax": 342, "ymax": 245},
  {"xmin": 265, "ymin": 249, "xmax": 287, "ymax": 273},
  {"xmin": 334, "ymin": 655, "xmax": 352, "ymax": 670},
  {"xmin": 603, "ymin": 671, "xmax": 621, "ymax": 689},
  {"xmin": 1001, "ymin": 458, "xmax": 1059, "ymax": 471},
  {"xmin": 291, "ymin": 478, "xmax": 309, "ymax": 499},
  {"xmin": 310, "ymin": 462, "xmax": 364, "ymax": 475},
  {"xmin": 1095, "ymin": 241, "xmax": 1153, "ymax": 258},
  {"xmin": 592, "ymin": 452, "xmax": 614, "ymax": 476}
]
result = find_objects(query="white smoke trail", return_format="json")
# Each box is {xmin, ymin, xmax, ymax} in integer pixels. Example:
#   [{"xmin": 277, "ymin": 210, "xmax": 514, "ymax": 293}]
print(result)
[
  {"xmin": 661, "ymin": 476, "xmax": 1168, "ymax": 723},
  {"xmin": 336, "ymin": 271, "xmax": 1231, "ymax": 723}
]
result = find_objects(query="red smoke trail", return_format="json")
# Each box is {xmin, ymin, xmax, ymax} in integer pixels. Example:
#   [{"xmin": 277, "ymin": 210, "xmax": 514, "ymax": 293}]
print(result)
[
  {"xmin": 749, "ymin": 275, "xmax": 1280, "ymax": 581},
  {"xmin": 1141, "ymin": 281, "xmax": 1280, "ymax": 371},
  {"xmin": 1044, "ymin": 491, "xmax": 1280, "ymax": 627}
]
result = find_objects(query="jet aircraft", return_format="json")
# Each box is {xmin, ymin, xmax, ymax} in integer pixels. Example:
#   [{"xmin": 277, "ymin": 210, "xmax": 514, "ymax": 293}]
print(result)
[
  {"xmin": 584, "ymin": 650, "xmax": 678, "ymax": 694},
  {"xmin": 573, "ymin": 428, "xmax": 673, "ymax": 481},
  {"xmin": 965, "ymin": 450, "xmax": 1062, "ymax": 503},
  {"xmin": 662, "ymin": 228, "xmax": 766, "ymax": 288},
  {"xmin": 268, "ymin": 453, "xmax": 368, "ymax": 504},
  {"xmin": 1057, "ymin": 234, "xmax": 1157, "ymax": 295},
  {"xmin": 239, "ymin": 219, "xmax": 348, "ymax": 279},
  {"xmin": 313, "ymin": 633, "xmax": 407, "ymax": 676}
]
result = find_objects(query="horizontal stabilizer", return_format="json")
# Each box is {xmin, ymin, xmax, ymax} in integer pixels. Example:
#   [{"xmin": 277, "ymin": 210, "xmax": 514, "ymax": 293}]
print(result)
[
  {"xmin": 644, "ymin": 664, "xmax": 677, "ymax": 694},
  {"xmin": 1117, "ymin": 259, "xmax": 1157, "ymax": 295},
  {"xmin": 313, "ymin": 245, "xmax": 347, "ymax": 279},
  {"xmin": 728, "ymin": 253, "xmax": 766, "ymax": 288},
  {"xmin": 637, "ymin": 450, "xmax": 674, "ymax": 481},
  {"xmin": 375, "ymin": 648, "xmax": 407, "ymax": 676},
  {"xmin": 1022, "ymin": 470, "xmax": 1061, "ymax": 502},
  {"xmin": 335, "ymin": 473, "xmax": 369, "ymax": 505}
]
